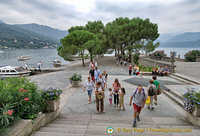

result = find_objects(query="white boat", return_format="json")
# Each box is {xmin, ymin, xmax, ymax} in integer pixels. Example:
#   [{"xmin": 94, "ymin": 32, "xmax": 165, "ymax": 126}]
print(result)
[
  {"xmin": 18, "ymin": 55, "xmax": 30, "ymax": 61},
  {"xmin": 53, "ymin": 59, "xmax": 61, "ymax": 67},
  {"xmin": 0, "ymin": 65, "xmax": 31, "ymax": 78},
  {"xmin": 0, "ymin": 51, "xmax": 4, "ymax": 53}
]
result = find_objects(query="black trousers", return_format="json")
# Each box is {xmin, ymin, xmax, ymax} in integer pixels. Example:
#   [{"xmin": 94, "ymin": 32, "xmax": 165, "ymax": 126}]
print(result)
[
  {"xmin": 129, "ymin": 70, "xmax": 132, "ymax": 75},
  {"xmin": 114, "ymin": 93, "xmax": 119, "ymax": 105}
]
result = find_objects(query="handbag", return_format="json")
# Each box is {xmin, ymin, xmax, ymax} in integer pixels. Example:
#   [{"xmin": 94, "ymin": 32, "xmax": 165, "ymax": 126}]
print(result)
[
  {"xmin": 146, "ymin": 96, "xmax": 150, "ymax": 106},
  {"xmin": 157, "ymin": 87, "xmax": 161, "ymax": 95},
  {"xmin": 96, "ymin": 93, "xmax": 104, "ymax": 100}
]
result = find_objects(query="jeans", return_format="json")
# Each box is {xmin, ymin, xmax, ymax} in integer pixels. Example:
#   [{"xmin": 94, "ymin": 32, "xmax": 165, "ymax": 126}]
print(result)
[
  {"xmin": 114, "ymin": 92, "xmax": 119, "ymax": 105},
  {"xmin": 87, "ymin": 90, "xmax": 92, "ymax": 97}
]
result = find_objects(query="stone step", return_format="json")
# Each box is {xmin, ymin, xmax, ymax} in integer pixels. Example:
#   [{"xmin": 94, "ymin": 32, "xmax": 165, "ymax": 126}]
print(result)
[
  {"xmin": 33, "ymin": 127, "xmax": 200, "ymax": 136},
  {"xmin": 162, "ymin": 89, "xmax": 184, "ymax": 108},
  {"xmin": 171, "ymin": 73, "xmax": 200, "ymax": 85},
  {"xmin": 169, "ymin": 74, "xmax": 194, "ymax": 85}
]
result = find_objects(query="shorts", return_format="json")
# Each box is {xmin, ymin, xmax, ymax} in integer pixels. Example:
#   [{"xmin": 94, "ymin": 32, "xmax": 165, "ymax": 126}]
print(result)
[
  {"xmin": 87, "ymin": 90, "xmax": 92, "ymax": 97},
  {"xmin": 133, "ymin": 103, "xmax": 142, "ymax": 112}
]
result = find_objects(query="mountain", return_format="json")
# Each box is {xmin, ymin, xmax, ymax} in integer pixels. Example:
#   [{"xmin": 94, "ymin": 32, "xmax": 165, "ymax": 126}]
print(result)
[
  {"xmin": 14, "ymin": 23, "xmax": 68, "ymax": 41},
  {"xmin": 158, "ymin": 32, "xmax": 200, "ymax": 48},
  {"xmin": 0, "ymin": 22, "xmax": 59, "ymax": 49}
]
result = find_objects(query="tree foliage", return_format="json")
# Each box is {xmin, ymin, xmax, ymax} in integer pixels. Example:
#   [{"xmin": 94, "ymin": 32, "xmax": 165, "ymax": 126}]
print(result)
[{"xmin": 58, "ymin": 17, "xmax": 160, "ymax": 66}]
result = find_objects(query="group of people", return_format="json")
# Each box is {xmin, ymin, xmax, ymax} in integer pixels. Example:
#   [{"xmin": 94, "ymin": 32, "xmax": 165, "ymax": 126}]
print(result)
[
  {"xmin": 128, "ymin": 64, "xmax": 140, "ymax": 76},
  {"xmin": 24, "ymin": 61, "xmax": 42, "ymax": 71},
  {"xmin": 84, "ymin": 62, "xmax": 161, "ymax": 128},
  {"xmin": 152, "ymin": 66, "xmax": 169, "ymax": 76}
]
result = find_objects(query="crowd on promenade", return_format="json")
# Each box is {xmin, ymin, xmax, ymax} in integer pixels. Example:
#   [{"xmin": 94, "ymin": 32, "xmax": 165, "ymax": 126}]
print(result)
[{"xmin": 83, "ymin": 60, "xmax": 162, "ymax": 127}]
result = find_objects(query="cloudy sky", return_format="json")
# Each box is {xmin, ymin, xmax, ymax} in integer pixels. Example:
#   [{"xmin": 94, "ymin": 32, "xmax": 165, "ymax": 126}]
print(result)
[{"xmin": 0, "ymin": 0, "xmax": 199, "ymax": 33}]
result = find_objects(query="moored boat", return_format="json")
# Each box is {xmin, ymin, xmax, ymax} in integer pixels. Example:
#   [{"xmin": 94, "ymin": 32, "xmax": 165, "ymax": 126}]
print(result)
[
  {"xmin": 0, "ymin": 65, "xmax": 31, "ymax": 78},
  {"xmin": 18, "ymin": 55, "xmax": 30, "ymax": 61},
  {"xmin": 53, "ymin": 59, "xmax": 61, "ymax": 67}
]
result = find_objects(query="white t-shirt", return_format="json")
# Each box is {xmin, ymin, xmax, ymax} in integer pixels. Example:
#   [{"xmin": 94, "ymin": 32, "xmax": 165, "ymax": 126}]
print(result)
[
  {"xmin": 108, "ymin": 91, "xmax": 112, "ymax": 99},
  {"xmin": 85, "ymin": 81, "xmax": 94, "ymax": 90}
]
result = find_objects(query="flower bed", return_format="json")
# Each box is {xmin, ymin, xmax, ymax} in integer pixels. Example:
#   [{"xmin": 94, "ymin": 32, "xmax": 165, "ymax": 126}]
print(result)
[
  {"xmin": 0, "ymin": 78, "xmax": 46, "ymax": 133},
  {"xmin": 70, "ymin": 73, "xmax": 82, "ymax": 87},
  {"xmin": 183, "ymin": 88, "xmax": 200, "ymax": 116}
]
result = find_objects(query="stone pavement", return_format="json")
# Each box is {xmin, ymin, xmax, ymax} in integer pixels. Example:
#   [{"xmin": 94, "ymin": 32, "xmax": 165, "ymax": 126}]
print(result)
[
  {"xmin": 61, "ymin": 75, "xmax": 184, "ymax": 118},
  {"xmin": 32, "ymin": 75, "xmax": 200, "ymax": 136}
]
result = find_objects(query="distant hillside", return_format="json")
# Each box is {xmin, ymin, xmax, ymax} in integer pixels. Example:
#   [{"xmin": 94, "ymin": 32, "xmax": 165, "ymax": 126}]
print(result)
[
  {"xmin": 0, "ymin": 23, "xmax": 59, "ymax": 49},
  {"xmin": 14, "ymin": 23, "xmax": 68, "ymax": 41},
  {"xmin": 158, "ymin": 32, "xmax": 200, "ymax": 48}
]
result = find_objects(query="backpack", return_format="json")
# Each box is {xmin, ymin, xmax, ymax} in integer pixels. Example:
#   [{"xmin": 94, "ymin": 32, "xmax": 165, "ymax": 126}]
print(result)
[
  {"xmin": 148, "ymin": 85, "xmax": 156, "ymax": 96},
  {"xmin": 133, "ymin": 88, "xmax": 146, "ymax": 101}
]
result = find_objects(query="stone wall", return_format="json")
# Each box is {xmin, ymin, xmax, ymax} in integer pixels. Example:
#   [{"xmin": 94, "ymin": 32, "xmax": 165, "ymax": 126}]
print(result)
[{"xmin": 139, "ymin": 57, "xmax": 176, "ymax": 73}]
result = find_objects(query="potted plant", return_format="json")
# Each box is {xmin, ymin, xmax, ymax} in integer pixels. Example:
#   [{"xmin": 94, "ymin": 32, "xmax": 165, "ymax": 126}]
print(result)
[
  {"xmin": 70, "ymin": 73, "xmax": 82, "ymax": 87},
  {"xmin": 41, "ymin": 88, "xmax": 62, "ymax": 112},
  {"xmin": 183, "ymin": 88, "xmax": 200, "ymax": 117}
]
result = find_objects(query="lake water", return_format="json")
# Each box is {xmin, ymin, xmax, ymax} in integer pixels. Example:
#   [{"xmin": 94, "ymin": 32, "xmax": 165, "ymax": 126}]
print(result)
[
  {"xmin": 0, "ymin": 47, "xmax": 199, "ymax": 68},
  {"xmin": 0, "ymin": 49, "xmax": 70, "ymax": 68},
  {"xmin": 155, "ymin": 47, "xmax": 200, "ymax": 58}
]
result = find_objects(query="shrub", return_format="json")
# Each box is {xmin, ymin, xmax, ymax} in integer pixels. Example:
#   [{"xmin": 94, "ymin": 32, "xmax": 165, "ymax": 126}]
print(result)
[
  {"xmin": 184, "ymin": 50, "xmax": 200, "ymax": 62},
  {"xmin": 137, "ymin": 65, "xmax": 154, "ymax": 72},
  {"xmin": 70, "ymin": 73, "xmax": 82, "ymax": 82},
  {"xmin": 41, "ymin": 88, "xmax": 62, "ymax": 101},
  {"xmin": 0, "ymin": 78, "xmax": 46, "ymax": 121},
  {"xmin": 183, "ymin": 88, "xmax": 200, "ymax": 112},
  {"xmin": 151, "ymin": 50, "xmax": 167, "ymax": 57}
]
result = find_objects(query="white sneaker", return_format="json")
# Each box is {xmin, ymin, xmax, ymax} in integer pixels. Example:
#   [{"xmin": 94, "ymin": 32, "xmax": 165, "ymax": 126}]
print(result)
[
  {"xmin": 97, "ymin": 111, "xmax": 100, "ymax": 114},
  {"xmin": 114, "ymin": 104, "xmax": 116, "ymax": 107}
]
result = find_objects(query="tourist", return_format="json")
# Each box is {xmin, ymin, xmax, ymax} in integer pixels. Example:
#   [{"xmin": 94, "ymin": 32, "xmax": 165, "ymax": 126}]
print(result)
[
  {"xmin": 102, "ymin": 71, "xmax": 108, "ymax": 88},
  {"xmin": 129, "ymin": 64, "xmax": 133, "ymax": 75},
  {"xmin": 94, "ymin": 60, "xmax": 98, "ymax": 67},
  {"xmin": 118, "ymin": 87, "xmax": 126, "ymax": 111},
  {"xmin": 94, "ymin": 67, "xmax": 101, "ymax": 82},
  {"xmin": 89, "ymin": 67, "xmax": 95, "ymax": 82},
  {"xmin": 113, "ymin": 78, "xmax": 121, "ymax": 107},
  {"xmin": 133, "ymin": 65, "xmax": 137, "ymax": 75},
  {"xmin": 89, "ymin": 61, "xmax": 94, "ymax": 68},
  {"xmin": 129, "ymin": 85, "xmax": 147, "ymax": 127},
  {"xmin": 158, "ymin": 66, "xmax": 164, "ymax": 76},
  {"xmin": 95, "ymin": 81, "xmax": 104, "ymax": 114},
  {"xmin": 120, "ymin": 60, "xmax": 123, "ymax": 65},
  {"xmin": 152, "ymin": 76, "xmax": 161, "ymax": 105},
  {"xmin": 152, "ymin": 67, "xmax": 158, "ymax": 76},
  {"xmin": 97, "ymin": 74, "xmax": 105, "ymax": 91},
  {"xmin": 108, "ymin": 88, "xmax": 113, "ymax": 105},
  {"xmin": 37, "ymin": 61, "xmax": 42, "ymax": 72},
  {"xmin": 163, "ymin": 66, "xmax": 169, "ymax": 76},
  {"xmin": 124, "ymin": 61, "xmax": 127, "ymax": 66},
  {"xmin": 25, "ymin": 63, "xmax": 28, "ymax": 70},
  {"xmin": 83, "ymin": 77, "xmax": 94, "ymax": 104},
  {"xmin": 147, "ymin": 80, "xmax": 157, "ymax": 110}
]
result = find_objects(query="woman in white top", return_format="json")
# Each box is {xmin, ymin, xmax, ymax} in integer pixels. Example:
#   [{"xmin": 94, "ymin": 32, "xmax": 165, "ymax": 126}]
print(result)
[{"xmin": 84, "ymin": 76, "xmax": 94, "ymax": 104}]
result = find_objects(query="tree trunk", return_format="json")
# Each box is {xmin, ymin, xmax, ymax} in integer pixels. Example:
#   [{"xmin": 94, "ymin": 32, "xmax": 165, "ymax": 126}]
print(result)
[
  {"xmin": 90, "ymin": 53, "xmax": 93, "ymax": 62},
  {"xmin": 81, "ymin": 51, "xmax": 85, "ymax": 67},
  {"xmin": 115, "ymin": 47, "xmax": 117, "ymax": 57},
  {"xmin": 129, "ymin": 51, "xmax": 132, "ymax": 63}
]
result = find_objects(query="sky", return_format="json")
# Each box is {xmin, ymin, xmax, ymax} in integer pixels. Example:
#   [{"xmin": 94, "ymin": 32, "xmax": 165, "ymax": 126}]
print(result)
[{"xmin": 0, "ymin": 0, "xmax": 200, "ymax": 34}]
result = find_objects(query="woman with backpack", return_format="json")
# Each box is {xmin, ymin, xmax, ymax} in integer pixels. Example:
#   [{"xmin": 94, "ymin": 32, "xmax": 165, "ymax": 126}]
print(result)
[
  {"xmin": 113, "ymin": 78, "xmax": 121, "ymax": 107},
  {"xmin": 147, "ymin": 80, "xmax": 157, "ymax": 110}
]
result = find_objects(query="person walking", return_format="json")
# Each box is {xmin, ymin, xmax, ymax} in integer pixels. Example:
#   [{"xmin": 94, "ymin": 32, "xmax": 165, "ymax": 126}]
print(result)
[
  {"xmin": 118, "ymin": 87, "xmax": 126, "ymax": 111},
  {"xmin": 129, "ymin": 85, "xmax": 147, "ymax": 127},
  {"xmin": 84, "ymin": 77, "xmax": 94, "ymax": 104},
  {"xmin": 102, "ymin": 71, "xmax": 108, "ymax": 88},
  {"xmin": 152, "ymin": 76, "xmax": 161, "ymax": 105},
  {"xmin": 25, "ymin": 63, "xmax": 28, "ymax": 70},
  {"xmin": 94, "ymin": 67, "xmax": 101, "ymax": 83},
  {"xmin": 113, "ymin": 78, "xmax": 121, "ymax": 107},
  {"xmin": 129, "ymin": 65, "xmax": 133, "ymax": 75},
  {"xmin": 89, "ymin": 67, "xmax": 95, "ymax": 82},
  {"xmin": 37, "ymin": 61, "xmax": 42, "ymax": 72},
  {"xmin": 108, "ymin": 88, "xmax": 113, "ymax": 105},
  {"xmin": 147, "ymin": 80, "xmax": 157, "ymax": 110},
  {"xmin": 97, "ymin": 74, "xmax": 105, "ymax": 91},
  {"xmin": 95, "ymin": 81, "xmax": 104, "ymax": 114}
]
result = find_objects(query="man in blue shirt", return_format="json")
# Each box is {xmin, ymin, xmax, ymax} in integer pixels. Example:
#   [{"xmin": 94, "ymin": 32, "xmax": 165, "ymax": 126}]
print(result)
[{"xmin": 94, "ymin": 67, "xmax": 101, "ymax": 82}]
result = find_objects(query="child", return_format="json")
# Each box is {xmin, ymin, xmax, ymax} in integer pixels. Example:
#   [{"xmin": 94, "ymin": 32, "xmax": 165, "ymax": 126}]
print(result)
[
  {"xmin": 118, "ymin": 88, "xmax": 126, "ymax": 111},
  {"xmin": 129, "ymin": 85, "xmax": 147, "ymax": 127},
  {"xmin": 108, "ymin": 88, "xmax": 113, "ymax": 105},
  {"xmin": 147, "ymin": 80, "xmax": 157, "ymax": 110}
]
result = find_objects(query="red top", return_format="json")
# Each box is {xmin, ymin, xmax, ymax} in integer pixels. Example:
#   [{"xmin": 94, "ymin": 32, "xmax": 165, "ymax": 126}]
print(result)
[{"xmin": 129, "ymin": 66, "xmax": 133, "ymax": 70}]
